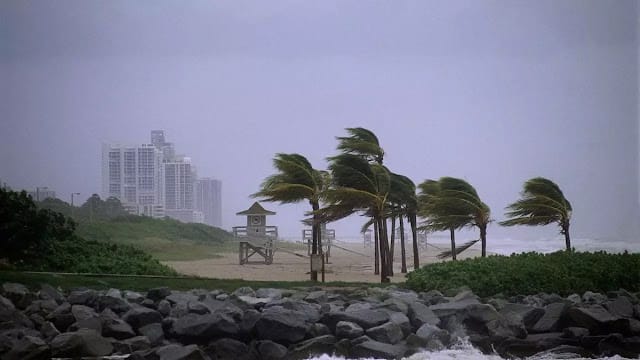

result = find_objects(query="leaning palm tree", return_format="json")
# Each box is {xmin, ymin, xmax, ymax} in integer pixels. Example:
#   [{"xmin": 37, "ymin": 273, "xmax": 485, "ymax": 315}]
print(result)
[
  {"xmin": 418, "ymin": 177, "xmax": 491, "ymax": 258},
  {"xmin": 316, "ymin": 153, "xmax": 392, "ymax": 283},
  {"xmin": 500, "ymin": 177, "xmax": 573, "ymax": 250},
  {"xmin": 336, "ymin": 127, "xmax": 385, "ymax": 164},
  {"xmin": 252, "ymin": 153, "xmax": 328, "ymax": 282},
  {"xmin": 388, "ymin": 173, "xmax": 418, "ymax": 273}
]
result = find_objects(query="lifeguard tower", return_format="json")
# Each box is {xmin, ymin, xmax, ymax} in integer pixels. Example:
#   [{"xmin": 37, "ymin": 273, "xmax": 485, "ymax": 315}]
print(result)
[
  {"xmin": 302, "ymin": 223, "xmax": 335, "ymax": 257},
  {"xmin": 233, "ymin": 202, "xmax": 278, "ymax": 265},
  {"xmin": 363, "ymin": 229, "xmax": 373, "ymax": 248}
]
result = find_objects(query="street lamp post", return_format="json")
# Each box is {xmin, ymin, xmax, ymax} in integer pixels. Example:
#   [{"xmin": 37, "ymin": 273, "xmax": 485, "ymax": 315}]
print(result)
[{"xmin": 71, "ymin": 192, "xmax": 80, "ymax": 217}]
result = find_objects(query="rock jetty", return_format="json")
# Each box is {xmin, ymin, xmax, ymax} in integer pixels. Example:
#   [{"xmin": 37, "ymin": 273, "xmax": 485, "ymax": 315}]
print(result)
[{"xmin": 1, "ymin": 282, "xmax": 639, "ymax": 359}]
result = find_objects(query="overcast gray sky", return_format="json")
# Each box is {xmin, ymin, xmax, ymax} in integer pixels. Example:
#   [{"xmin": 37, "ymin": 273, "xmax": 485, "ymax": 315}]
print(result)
[{"xmin": 1, "ymin": 0, "xmax": 639, "ymax": 243}]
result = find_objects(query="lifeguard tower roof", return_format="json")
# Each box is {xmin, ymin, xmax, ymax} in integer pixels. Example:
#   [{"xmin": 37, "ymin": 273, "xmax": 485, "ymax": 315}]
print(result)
[{"xmin": 236, "ymin": 202, "xmax": 276, "ymax": 216}]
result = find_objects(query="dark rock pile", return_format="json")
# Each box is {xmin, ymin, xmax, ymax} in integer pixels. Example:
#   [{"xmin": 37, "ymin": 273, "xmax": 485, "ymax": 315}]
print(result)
[{"xmin": 1, "ymin": 282, "xmax": 639, "ymax": 359}]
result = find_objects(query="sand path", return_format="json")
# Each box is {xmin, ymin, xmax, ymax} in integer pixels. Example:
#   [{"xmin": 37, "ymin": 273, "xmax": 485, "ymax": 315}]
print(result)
[{"xmin": 164, "ymin": 241, "xmax": 483, "ymax": 283}]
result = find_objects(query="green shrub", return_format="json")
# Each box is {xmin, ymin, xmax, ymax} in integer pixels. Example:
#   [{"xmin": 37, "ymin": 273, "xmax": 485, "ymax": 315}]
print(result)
[
  {"xmin": 405, "ymin": 250, "xmax": 640, "ymax": 297},
  {"xmin": 19, "ymin": 236, "xmax": 177, "ymax": 276}
]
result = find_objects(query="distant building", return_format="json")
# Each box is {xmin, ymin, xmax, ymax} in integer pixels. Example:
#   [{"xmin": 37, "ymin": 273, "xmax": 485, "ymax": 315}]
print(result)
[
  {"xmin": 194, "ymin": 178, "xmax": 223, "ymax": 228},
  {"xmin": 151, "ymin": 130, "xmax": 176, "ymax": 162},
  {"xmin": 101, "ymin": 143, "xmax": 165, "ymax": 216},
  {"xmin": 164, "ymin": 157, "xmax": 194, "ymax": 222},
  {"xmin": 27, "ymin": 187, "xmax": 56, "ymax": 201}
]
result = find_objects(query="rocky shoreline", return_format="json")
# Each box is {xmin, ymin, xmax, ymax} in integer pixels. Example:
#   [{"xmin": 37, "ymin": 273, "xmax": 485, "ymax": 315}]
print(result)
[{"xmin": 1, "ymin": 282, "xmax": 639, "ymax": 359}]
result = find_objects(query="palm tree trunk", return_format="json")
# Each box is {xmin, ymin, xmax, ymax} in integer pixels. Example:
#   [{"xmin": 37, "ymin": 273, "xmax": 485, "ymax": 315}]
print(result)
[
  {"xmin": 318, "ymin": 223, "xmax": 325, "ymax": 283},
  {"xmin": 373, "ymin": 221, "xmax": 380, "ymax": 275},
  {"xmin": 450, "ymin": 228, "xmax": 457, "ymax": 261},
  {"xmin": 389, "ymin": 216, "xmax": 395, "ymax": 276},
  {"xmin": 311, "ymin": 201, "xmax": 320, "ymax": 282},
  {"xmin": 377, "ymin": 217, "xmax": 390, "ymax": 283},
  {"xmin": 409, "ymin": 212, "xmax": 419, "ymax": 270},
  {"xmin": 563, "ymin": 223, "xmax": 571, "ymax": 251},
  {"xmin": 480, "ymin": 225, "xmax": 487, "ymax": 257},
  {"xmin": 399, "ymin": 214, "xmax": 407, "ymax": 273}
]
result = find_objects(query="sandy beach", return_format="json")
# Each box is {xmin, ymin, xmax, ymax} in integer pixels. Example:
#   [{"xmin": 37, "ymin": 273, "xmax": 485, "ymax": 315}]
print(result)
[{"xmin": 164, "ymin": 240, "xmax": 483, "ymax": 283}]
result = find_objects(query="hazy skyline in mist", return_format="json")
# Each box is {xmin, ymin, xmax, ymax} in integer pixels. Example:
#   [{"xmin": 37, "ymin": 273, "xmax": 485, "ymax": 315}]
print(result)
[{"xmin": 1, "ymin": 1, "xmax": 639, "ymax": 245}]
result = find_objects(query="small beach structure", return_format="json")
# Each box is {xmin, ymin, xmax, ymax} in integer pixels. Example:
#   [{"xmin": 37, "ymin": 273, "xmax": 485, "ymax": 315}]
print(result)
[
  {"xmin": 302, "ymin": 223, "xmax": 336, "ymax": 257},
  {"xmin": 233, "ymin": 202, "xmax": 278, "ymax": 265},
  {"xmin": 363, "ymin": 229, "xmax": 373, "ymax": 248}
]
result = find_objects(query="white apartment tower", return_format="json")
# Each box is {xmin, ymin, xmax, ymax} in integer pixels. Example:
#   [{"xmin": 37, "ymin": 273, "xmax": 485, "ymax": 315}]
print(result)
[
  {"xmin": 101, "ymin": 143, "xmax": 165, "ymax": 217},
  {"xmin": 195, "ymin": 178, "xmax": 222, "ymax": 228},
  {"xmin": 164, "ymin": 157, "xmax": 195, "ymax": 222}
]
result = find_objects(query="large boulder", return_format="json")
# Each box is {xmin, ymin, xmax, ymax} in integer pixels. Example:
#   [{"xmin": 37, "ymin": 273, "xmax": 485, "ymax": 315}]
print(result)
[
  {"xmin": 366, "ymin": 321, "xmax": 404, "ymax": 344},
  {"xmin": 429, "ymin": 297, "xmax": 480, "ymax": 318},
  {"xmin": 254, "ymin": 339, "xmax": 287, "ymax": 359},
  {"xmin": 264, "ymin": 299, "xmax": 321, "ymax": 323},
  {"xmin": 335, "ymin": 321, "xmax": 364, "ymax": 339},
  {"xmin": 102, "ymin": 317, "xmax": 136, "ymax": 340},
  {"xmin": 530, "ymin": 302, "xmax": 569, "ymax": 333},
  {"xmin": 2, "ymin": 283, "xmax": 36, "ymax": 309},
  {"xmin": 321, "ymin": 309, "xmax": 390, "ymax": 332},
  {"xmin": 138, "ymin": 323, "xmax": 164, "ymax": 346},
  {"xmin": 123, "ymin": 305, "xmax": 162, "ymax": 330},
  {"xmin": 389, "ymin": 312, "xmax": 412, "ymax": 337},
  {"xmin": 146, "ymin": 287, "xmax": 172, "ymax": 302},
  {"xmin": 173, "ymin": 312, "xmax": 240, "ymax": 342},
  {"xmin": 38, "ymin": 284, "xmax": 64, "ymax": 304},
  {"xmin": 255, "ymin": 306, "xmax": 310, "ymax": 344},
  {"xmin": 408, "ymin": 301, "xmax": 441, "ymax": 330},
  {"xmin": 500, "ymin": 303, "xmax": 545, "ymax": 330},
  {"xmin": 205, "ymin": 338, "xmax": 254, "ymax": 360},
  {"xmin": 50, "ymin": 329, "xmax": 113, "ymax": 358},
  {"xmin": 67, "ymin": 289, "xmax": 98, "ymax": 307},
  {"xmin": 2, "ymin": 335, "xmax": 49, "ymax": 360},
  {"xmin": 155, "ymin": 343, "xmax": 209, "ymax": 360},
  {"xmin": 605, "ymin": 297, "xmax": 635, "ymax": 318},
  {"xmin": 350, "ymin": 339, "xmax": 407, "ymax": 359},
  {"xmin": 415, "ymin": 323, "xmax": 451, "ymax": 346},
  {"xmin": 96, "ymin": 290, "xmax": 131, "ymax": 314},
  {"xmin": 567, "ymin": 305, "xmax": 620, "ymax": 335},
  {"xmin": 287, "ymin": 335, "xmax": 337, "ymax": 360}
]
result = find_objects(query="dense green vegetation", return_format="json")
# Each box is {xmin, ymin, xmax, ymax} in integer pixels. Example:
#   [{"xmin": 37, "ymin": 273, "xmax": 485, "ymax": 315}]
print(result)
[
  {"xmin": 405, "ymin": 250, "xmax": 640, "ymax": 297},
  {"xmin": 1, "ymin": 189, "xmax": 176, "ymax": 275}
]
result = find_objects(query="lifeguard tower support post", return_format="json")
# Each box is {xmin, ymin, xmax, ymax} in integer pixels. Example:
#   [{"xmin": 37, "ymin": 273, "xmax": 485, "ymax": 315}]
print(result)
[
  {"xmin": 233, "ymin": 202, "xmax": 278, "ymax": 265},
  {"xmin": 302, "ymin": 223, "xmax": 335, "ymax": 258}
]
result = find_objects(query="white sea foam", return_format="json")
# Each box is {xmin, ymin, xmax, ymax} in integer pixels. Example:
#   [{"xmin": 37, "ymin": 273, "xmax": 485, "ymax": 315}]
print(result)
[{"xmin": 306, "ymin": 338, "xmax": 637, "ymax": 360}]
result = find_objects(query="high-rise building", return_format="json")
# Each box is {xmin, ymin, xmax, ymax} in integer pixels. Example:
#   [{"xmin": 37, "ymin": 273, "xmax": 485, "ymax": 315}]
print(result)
[
  {"xmin": 101, "ymin": 143, "xmax": 165, "ymax": 217},
  {"xmin": 195, "ymin": 178, "xmax": 223, "ymax": 228},
  {"xmin": 164, "ymin": 157, "xmax": 194, "ymax": 222},
  {"xmin": 151, "ymin": 130, "xmax": 175, "ymax": 162},
  {"xmin": 27, "ymin": 187, "xmax": 56, "ymax": 201}
]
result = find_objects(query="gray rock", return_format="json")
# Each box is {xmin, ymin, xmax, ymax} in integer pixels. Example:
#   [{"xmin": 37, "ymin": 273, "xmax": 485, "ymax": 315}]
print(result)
[
  {"xmin": 102, "ymin": 317, "xmax": 136, "ymax": 340},
  {"xmin": 157, "ymin": 299, "xmax": 171, "ymax": 316},
  {"xmin": 415, "ymin": 323, "xmax": 451, "ymax": 345},
  {"xmin": 606, "ymin": 297, "xmax": 634, "ymax": 318},
  {"xmin": 562, "ymin": 326, "xmax": 590, "ymax": 338},
  {"xmin": 305, "ymin": 291, "xmax": 328, "ymax": 304},
  {"xmin": 380, "ymin": 298, "xmax": 409, "ymax": 314},
  {"xmin": 236, "ymin": 295, "xmax": 270, "ymax": 308},
  {"xmin": 500, "ymin": 303, "xmax": 545, "ymax": 330},
  {"xmin": 351, "ymin": 340, "xmax": 407, "ymax": 359},
  {"xmin": 583, "ymin": 291, "xmax": 608, "ymax": 305},
  {"xmin": 97, "ymin": 292, "xmax": 131, "ymax": 314},
  {"xmin": 240, "ymin": 309, "xmax": 261, "ymax": 334},
  {"xmin": 366, "ymin": 321, "xmax": 403, "ymax": 344},
  {"xmin": 166, "ymin": 292, "xmax": 200, "ymax": 306},
  {"xmin": 156, "ymin": 343, "xmax": 208, "ymax": 360},
  {"xmin": 2, "ymin": 335, "xmax": 49, "ymax": 360},
  {"xmin": 496, "ymin": 332, "xmax": 568, "ymax": 358},
  {"xmin": 71, "ymin": 304, "xmax": 97, "ymax": 322},
  {"xmin": 388, "ymin": 290, "xmax": 419, "ymax": 304},
  {"xmin": 255, "ymin": 288, "xmax": 283, "ymax": 300},
  {"xmin": 255, "ymin": 340, "xmax": 287, "ymax": 359},
  {"xmin": 115, "ymin": 335, "xmax": 152, "ymax": 354},
  {"xmin": 264, "ymin": 298, "xmax": 321, "ymax": 323},
  {"xmin": 69, "ymin": 317, "xmax": 102, "ymax": 333},
  {"xmin": 345, "ymin": 302, "xmax": 372, "ymax": 312},
  {"xmin": 308, "ymin": 322, "xmax": 331, "ymax": 337},
  {"xmin": 288, "ymin": 335, "xmax": 337, "ymax": 360},
  {"xmin": 123, "ymin": 305, "xmax": 162, "ymax": 330},
  {"xmin": 567, "ymin": 305, "xmax": 618, "ymax": 335},
  {"xmin": 39, "ymin": 284, "xmax": 64, "ymax": 304},
  {"xmin": 205, "ymin": 338, "xmax": 254, "ymax": 360},
  {"xmin": 46, "ymin": 302, "xmax": 75, "ymax": 332},
  {"xmin": 321, "ymin": 309, "xmax": 390, "ymax": 332},
  {"xmin": 531, "ymin": 302, "xmax": 568, "ymax": 333},
  {"xmin": 201, "ymin": 298, "xmax": 244, "ymax": 321},
  {"xmin": 336, "ymin": 321, "xmax": 364, "ymax": 339},
  {"xmin": 429, "ymin": 297, "xmax": 480, "ymax": 318},
  {"xmin": 124, "ymin": 291, "xmax": 145, "ymax": 304},
  {"xmin": 408, "ymin": 301, "xmax": 441, "ymax": 329},
  {"xmin": 255, "ymin": 306, "xmax": 310, "ymax": 343},
  {"xmin": 50, "ymin": 329, "xmax": 113, "ymax": 358},
  {"xmin": 67, "ymin": 289, "xmax": 98, "ymax": 306},
  {"xmin": 146, "ymin": 287, "xmax": 171, "ymax": 301},
  {"xmin": 138, "ymin": 323, "xmax": 164, "ymax": 346},
  {"xmin": 188, "ymin": 301, "xmax": 211, "ymax": 315},
  {"xmin": 40, "ymin": 321, "xmax": 61, "ymax": 340},
  {"xmin": 0, "ymin": 294, "xmax": 15, "ymax": 311},
  {"xmin": 173, "ymin": 312, "xmax": 239, "ymax": 342},
  {"xmin": 232, "ymin": 287, "xmax": 256, "ymax": 297},
  {"xmin": 567, "ymin": 294, "xmax": 582, "ymax": 305},
  {"xmin": 216, "ymin": 294, "xmax": 229, "ymax": 301},
  {"xmin": 389, "ymin": 312, "xmax": 411, "ymax": 337}
]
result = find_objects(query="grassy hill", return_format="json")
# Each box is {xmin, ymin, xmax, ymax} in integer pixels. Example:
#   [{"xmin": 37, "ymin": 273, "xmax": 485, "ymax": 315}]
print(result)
[{"xmin": 76, "ymin": 216, "xmax": 236, "ymax": 261}]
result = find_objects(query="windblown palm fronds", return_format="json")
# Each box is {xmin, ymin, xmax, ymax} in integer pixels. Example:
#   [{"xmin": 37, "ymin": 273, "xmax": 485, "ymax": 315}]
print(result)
[{"xmin": 500, "ymin": 177, "xmax": 572, "ymax": 250}]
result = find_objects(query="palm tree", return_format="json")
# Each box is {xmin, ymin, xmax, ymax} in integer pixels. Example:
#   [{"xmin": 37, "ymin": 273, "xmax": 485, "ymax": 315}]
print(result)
[
  {"xmin": 317, "ymin": 153, "xmax": 392, "ymax": 283},
  {"xmin": 336, "ymin": 127, "xmax": 385, "ymax": 164},
  {"xmin": 252, "ymin": 153, "xmax": 328, "ymax": 281},
  {"xmin": 418, "ymin": 177, "xmax": 491, "ymax": 258},
  {"xmin": 500, "ymin": 177, "xmax": 573, "ymax": 250},
  {"xmin": 388, "ymin": 173, "xmax": 418, "ymax": 273}
]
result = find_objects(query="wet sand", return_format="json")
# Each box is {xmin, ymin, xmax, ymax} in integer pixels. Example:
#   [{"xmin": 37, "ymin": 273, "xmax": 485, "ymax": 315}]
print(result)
[{"xmin": 164, "ymin": 240, "xmax": 484, "ymax": 283}]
